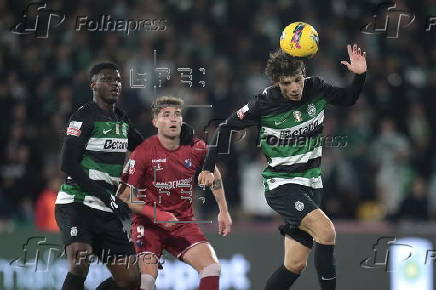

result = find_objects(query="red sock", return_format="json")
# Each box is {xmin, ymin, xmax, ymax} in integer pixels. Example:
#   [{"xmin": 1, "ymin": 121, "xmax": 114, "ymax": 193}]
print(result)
[{"xmin": 199, "ymin": 276, "xmax": 219, "ymax": 290}]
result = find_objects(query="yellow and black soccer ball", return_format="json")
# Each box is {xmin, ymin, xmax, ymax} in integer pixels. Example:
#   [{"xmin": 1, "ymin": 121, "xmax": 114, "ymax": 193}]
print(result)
[{"xmin": 279, "ymin": 21, "xmax": 319, "ymax": 58}]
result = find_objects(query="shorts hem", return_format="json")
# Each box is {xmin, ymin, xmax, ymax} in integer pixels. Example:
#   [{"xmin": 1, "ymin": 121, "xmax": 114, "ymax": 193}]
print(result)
[{"xmin": 177, "ymin": 241, "xmax": 209, "ymax": 260}]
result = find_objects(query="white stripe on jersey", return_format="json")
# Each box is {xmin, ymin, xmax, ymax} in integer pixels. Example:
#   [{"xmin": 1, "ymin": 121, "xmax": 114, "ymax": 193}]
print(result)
[
  {"xmin": 55, "ymin": 191, "xmax": 112, "ymax": 212},
  {"xmin": 89, "ymin": 169, "xmax": 120, "ymax": 185},
  {"xmin": 269, "ymin": 146, "xmax": 323, "ymax": 167}
]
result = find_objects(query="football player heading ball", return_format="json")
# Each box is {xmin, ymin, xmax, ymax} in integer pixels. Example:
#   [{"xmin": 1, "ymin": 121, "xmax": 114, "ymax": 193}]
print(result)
[{"xmin": 199, "ymin": 43, "xmax": 366, "ymax": 290}]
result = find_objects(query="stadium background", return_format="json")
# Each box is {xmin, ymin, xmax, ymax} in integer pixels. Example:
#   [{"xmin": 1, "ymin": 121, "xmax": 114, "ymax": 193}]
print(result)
[{"xmin": 1, "ymin": 0, "xmax": 435, "ymax": 289}]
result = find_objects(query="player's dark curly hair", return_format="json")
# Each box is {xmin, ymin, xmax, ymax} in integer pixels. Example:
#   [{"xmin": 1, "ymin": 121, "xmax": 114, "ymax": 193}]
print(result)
[
  {"xmin": 152, "ymin": 96, "xmax": 184, "ymax": 115},
  {"xmin": 265, "ymin": 49, "xmax": 306, "ymax": 82},
  {"xmin": 89, "ymin": 62, "xmax": 119, "ymax": 82}
]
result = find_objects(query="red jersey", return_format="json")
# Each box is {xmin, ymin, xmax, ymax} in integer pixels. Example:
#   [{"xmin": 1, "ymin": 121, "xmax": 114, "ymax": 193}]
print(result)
[{"xmin": 122, "ymin": 135, "xmax": 207, "ymax": 221}]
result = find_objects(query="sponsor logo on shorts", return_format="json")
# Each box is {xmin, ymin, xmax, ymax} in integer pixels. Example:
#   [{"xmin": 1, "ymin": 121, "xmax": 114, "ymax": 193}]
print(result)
[
  {"xmin": 294, "ymin": 201, "xmax": 304, "ymax": 211},
  {"xmin": 70, "ymin": 226, "xmax": 78, "ymax": 237}
]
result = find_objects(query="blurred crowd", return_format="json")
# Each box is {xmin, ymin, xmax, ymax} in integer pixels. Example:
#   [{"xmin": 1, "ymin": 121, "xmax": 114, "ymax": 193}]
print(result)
[{"xmin": 0, "ymin": 0, "xmax": 435, "ymax": 231}]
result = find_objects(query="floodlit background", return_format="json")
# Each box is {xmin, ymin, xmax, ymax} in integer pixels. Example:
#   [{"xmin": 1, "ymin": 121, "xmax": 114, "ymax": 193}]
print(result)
[{"xmin": 0, "ymin": 0, "xmax": 435, "ymax": 289}]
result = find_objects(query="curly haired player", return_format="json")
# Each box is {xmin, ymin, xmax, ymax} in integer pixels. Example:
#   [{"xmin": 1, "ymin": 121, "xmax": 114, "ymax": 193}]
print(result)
[{"xmin": 199, "ymin": 44, "xmax": 367, "ymax": 290}]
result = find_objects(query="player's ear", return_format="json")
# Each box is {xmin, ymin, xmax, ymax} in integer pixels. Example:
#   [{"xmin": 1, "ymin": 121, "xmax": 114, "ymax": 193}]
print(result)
[{"xmin": 152, "ymin": 116, "xmax": 157, "ymax": 128}]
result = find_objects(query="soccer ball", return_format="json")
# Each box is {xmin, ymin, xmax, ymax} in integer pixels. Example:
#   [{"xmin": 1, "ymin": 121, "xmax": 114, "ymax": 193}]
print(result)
[{"xmin": 279, "ymin": 22, "xmax": 319, "ymax": 58}]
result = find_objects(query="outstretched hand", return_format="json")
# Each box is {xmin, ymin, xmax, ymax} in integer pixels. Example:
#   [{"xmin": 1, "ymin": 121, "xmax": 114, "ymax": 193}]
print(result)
[{"xmin": 340, "ymin": 44, "xmax": 367, "ymax": 74}]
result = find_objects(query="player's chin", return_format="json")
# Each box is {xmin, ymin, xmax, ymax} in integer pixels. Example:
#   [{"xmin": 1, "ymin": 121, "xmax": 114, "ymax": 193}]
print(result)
[
  {"xmin": 169, "ymin": 127, "xmax": 181, "ymax": 134},
  {"xmin": 111, "ymin": 93, "xmax": 120, "ymax": 100},
  {"xmin": 104, "ymin": 94, "xmax": 119, "ymax": 104},
  {"xmin": 164, "ymin": 130, "xmax": 179, "ymax": 139},
  {"xmin": 289, "ymin": 94, "xmax": 302, "ymax": 100}
]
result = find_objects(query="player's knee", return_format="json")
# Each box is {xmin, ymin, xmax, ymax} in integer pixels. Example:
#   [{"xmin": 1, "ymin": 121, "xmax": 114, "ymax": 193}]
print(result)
[
  {"xmin": 199, "ymin": 263, "xmax": 221, "ymax": 278},
  {"xmin": 139, "ymin": 253, "xmax": 159, "ymax": 278},
  {"xmin": 68, "ymin": 246, "xmax": 91, "ymax": 276},
  {"xmin": 317, "ymin": 221, "xmax": 336, "ymax": 244},
  {"xmin": 284, "ymin": 259, "xmax": 307, "ymax": 274}
]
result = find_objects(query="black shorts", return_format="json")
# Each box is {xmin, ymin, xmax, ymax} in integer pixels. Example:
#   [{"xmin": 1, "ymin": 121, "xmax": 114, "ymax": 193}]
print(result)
[
  {"xmin": 265, "ymin": 183, "xmax": 323, "ymax": 248},
  {"xmin": 55, "ymin": 203, "xmax": 134, "ymax": 260}
]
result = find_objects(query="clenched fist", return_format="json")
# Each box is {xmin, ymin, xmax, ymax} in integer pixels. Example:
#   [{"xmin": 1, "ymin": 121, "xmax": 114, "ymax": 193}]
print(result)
[{"xmin": 198, "ymin": 170, "xmax": 215, "ymax": 187}]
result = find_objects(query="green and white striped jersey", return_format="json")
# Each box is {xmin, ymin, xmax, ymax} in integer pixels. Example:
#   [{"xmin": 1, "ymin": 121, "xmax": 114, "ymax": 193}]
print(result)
[
  {"xmin": 203, "ymin": 74, "xmax": 366, "ymax": 191},
  {"xmin": 56, "ymin": 102, "xmax": 142, "ymax": 212},
  {"xmin": 259, "ymin": 93, "xmax": 326, "ymax": 191}
]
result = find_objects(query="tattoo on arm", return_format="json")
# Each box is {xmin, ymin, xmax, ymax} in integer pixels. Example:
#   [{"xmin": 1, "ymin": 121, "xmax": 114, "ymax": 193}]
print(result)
[{"xmin": 212, "ymin": 179, "xmax": 223, "ymax": 190}]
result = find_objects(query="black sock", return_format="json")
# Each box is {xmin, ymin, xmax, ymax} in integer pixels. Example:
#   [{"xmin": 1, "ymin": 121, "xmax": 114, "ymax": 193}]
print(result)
[
  {"xmin": 62, "ymin": 272, "xmax": 86, "ymax": 290},
  {"xmin": 96, "ymin": 277, "xmax": 121, "ymax": 290},
  {"xmin": 265, "ymin": 265, "xmax": 300, "ymax": 290},
  {"xmin": 314, "ymin": 243, "xmax": 336, "ymax": 290}
]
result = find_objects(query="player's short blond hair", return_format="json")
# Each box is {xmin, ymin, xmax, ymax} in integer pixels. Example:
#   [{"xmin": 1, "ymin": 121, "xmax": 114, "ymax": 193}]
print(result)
[{"xmin": 151, "ymin": 96, "xmax": 184, "ymax": 116}]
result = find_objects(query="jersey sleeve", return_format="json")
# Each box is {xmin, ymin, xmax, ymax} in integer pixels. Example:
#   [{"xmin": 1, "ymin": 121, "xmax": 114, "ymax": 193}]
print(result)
[
  {"xmin": 191, "ymin": 139, "xmax": 208, "ymax": 169},
  {"xmin": 229, "ymin": 95, "xmax": 262, "ymax": 129},
  {"xmin": 60, "ymin": 108, "xmax": 112, "ymax": 199},
  {"xmin": 127, "ymin": 123, "xmax": 144, "ymax": 152},
  {"xmin": 119, "ymin": 112, "xmax": 144, "ymax": 152},
  {"xmin": 202, "ymin": 95, "xmax": 262, "ymax": 172},
  {"xmin": 64, "ymin": 108, "xmax": 93, "ymax": 147},
  {"xmin": 313, "ymin": 73, "xmax": 366, "ymax": 106},
  {"xmin": 121, "ymin": 146, "xmax": 148, "ymax": 189}
]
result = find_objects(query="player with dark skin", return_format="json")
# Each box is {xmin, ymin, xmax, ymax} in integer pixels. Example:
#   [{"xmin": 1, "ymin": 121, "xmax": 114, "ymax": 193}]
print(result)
[{"xmin": 59, "ymin": 65, "xmax": 140, "ymax": 290}]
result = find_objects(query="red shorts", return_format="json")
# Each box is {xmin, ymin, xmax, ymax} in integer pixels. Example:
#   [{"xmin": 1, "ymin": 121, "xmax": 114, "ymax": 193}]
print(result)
[{"xmin": 131, "ymin": 217, "xmax": 208, "ymax": 259}]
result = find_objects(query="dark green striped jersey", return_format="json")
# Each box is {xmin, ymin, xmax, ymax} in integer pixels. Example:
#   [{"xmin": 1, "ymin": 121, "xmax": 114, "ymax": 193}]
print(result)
[
  {"xmin": 56, "ymin": 102, "xmax": 142, "ymax": 212},
  {"xmin": 203, "ymin": 73, "xmax": 366, "ymax": 191}
]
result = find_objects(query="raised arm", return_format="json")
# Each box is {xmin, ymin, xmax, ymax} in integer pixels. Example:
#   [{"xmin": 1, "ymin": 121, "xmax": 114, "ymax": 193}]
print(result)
[
  {"xmin": 199, "ymin": 97, "xmax": 261, "ymax": 185},
  {"xmin": 322, "ymin": 44, "xmax": 367, "ymax": 106}
]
